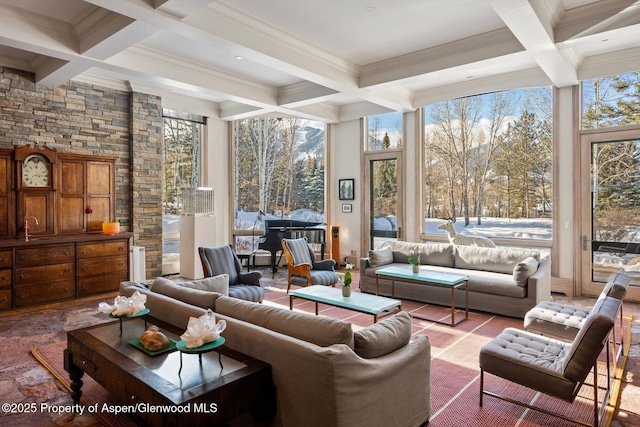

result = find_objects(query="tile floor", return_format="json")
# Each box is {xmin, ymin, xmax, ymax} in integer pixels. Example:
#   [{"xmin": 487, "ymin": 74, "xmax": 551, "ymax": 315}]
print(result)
[{"xmin": 0, "ymin": 269, "xmax": 638, "ymax": 427}]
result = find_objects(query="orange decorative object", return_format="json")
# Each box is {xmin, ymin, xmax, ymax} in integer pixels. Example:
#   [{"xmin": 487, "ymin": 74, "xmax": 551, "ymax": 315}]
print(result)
[{"xmin": 102, "ymin": 222, "xmax": 120, "ymax": 235}]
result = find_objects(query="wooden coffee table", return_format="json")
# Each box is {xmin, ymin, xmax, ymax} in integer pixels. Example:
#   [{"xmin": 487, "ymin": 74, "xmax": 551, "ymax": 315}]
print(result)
[
  {"xmin": 375, "ymin": 265, "xmax": 469, "ymax": 326},
  {"xmin": 64, "ymin": 316, "xmax": 275, "ymax": 426},
  {"xmin": 289, "ymin": 285, "xmax": 402, "ymax": 323}
]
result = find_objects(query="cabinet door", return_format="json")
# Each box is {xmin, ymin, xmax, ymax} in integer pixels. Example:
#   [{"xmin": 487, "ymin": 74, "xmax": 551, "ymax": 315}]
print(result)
[
  {"xmin": 87, "ymin": 161, "xmax": 114, "ymax": 232},
  {"xmin": 0, "ymin": 153, "xmax": 10, "ymax": 237},
  {"xmin": 58, "ymin": 159, "xmax": 85, "ymax": 234}
]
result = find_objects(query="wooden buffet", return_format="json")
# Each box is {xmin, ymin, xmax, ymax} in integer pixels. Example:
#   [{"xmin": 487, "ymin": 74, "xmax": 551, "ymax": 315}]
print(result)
[
  {"xmin": 0, "ymin": 233, "xmax": 132, "ymax": 311},
  {"xmin": 0, "ymin": 145, "xmax": 132, "ymax": 312}
]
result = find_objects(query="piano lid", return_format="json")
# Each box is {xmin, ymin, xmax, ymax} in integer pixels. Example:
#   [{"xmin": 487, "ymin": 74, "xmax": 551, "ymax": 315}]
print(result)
[{"xmin": 264, "ymin": 219, "xmax": 324, "ymax": 229}]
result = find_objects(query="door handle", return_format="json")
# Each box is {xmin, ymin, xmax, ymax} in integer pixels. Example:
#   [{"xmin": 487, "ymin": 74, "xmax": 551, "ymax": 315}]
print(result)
[{"xmin": 582, "ymin": 235, "xmax": 588, "ymax": 251}]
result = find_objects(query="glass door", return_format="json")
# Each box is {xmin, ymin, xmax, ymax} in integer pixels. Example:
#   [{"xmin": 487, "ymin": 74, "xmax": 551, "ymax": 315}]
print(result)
[
  {"xmin": 364, "ymin": 150, "xmax": 403, "ymax": 249},
  {"xmin": 580, "ymin": 129, "xmax": 640, "ymax": 300}
]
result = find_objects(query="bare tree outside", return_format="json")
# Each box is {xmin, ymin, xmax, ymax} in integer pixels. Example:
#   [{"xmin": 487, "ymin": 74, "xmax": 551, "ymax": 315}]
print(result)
[{"xmin": 423, "ymin": 87, "xmax": 553, "ymax": 235}]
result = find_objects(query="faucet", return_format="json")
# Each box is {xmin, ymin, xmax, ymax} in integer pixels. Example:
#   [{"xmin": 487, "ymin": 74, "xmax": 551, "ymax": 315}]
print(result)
[{"xmin": 24, "ymin": 216, "xmax": 39, "ymax": 242}]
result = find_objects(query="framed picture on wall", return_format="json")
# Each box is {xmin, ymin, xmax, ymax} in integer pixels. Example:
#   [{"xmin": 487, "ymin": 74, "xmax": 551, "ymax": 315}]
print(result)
[
  {"xmin": 339, "ymin": 179, "xmax": 354, "ymax": 200},
  {"xmin": 342, "ymin": 203, "xmax": 352, "ymax": 213}
]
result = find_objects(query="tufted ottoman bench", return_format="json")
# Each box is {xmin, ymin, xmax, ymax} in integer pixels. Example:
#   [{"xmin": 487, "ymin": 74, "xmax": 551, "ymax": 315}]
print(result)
[{"xmin": 524, "ymin": 271, "xmax": 629, "ymax": 342}]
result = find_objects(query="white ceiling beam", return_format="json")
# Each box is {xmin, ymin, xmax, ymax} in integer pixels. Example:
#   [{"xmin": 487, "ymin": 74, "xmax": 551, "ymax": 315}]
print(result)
[
  {"xmin": 152, "ymin": 0, "xmax": 216, "ymax": 19},
  {"xmin": 184, "ymin": 3, "xmax": 413, "ymax": 112},
  {"xmin": 278, "ymin": 82, "xmax": 338, "ymax": 109},
  {"xmin": 413, "ymin": 67, "xmax": 552, "ymax": 107},
  {"xmin": 577, "ymin": 45, "xmax": 640, "ymax": 81},
  {"xmin": 555, "ymin": 0, "xmax": 640, "ymax": 42},
  {"xmin": 220, "ymin": 101, "xmax": 270, "ymax": 121},
  {"xmin": 492, "ymin": 0, "xmax": 578, "ymax": 87},
  {"xmin": 359, "ymin": 29, "xmax": 524, "ymax": 89}
]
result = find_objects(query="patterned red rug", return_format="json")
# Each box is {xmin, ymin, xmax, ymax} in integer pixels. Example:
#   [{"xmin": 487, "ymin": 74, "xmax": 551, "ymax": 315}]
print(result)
[{"xmin": 32, "ymin": 285, "xmax": 627, "ymax": 427}]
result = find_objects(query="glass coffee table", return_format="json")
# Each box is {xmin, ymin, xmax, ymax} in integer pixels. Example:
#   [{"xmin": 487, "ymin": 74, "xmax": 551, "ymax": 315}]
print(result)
[
  {"xmin": 375, "ymin": 265, "xmax": 469, "ymax": 326},
  {"xmin": 289, "ymin": 285, "xmax": 402, "ymax": 323}
]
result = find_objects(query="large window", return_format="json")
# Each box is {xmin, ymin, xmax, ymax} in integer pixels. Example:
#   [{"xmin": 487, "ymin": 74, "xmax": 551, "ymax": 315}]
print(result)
[
  {"xmin": 422, "ymin": 88, "xmax": 553, "ymax": 248},
  {"xmin": 232, "ymin": 118, "xmax": 326, "ymax": 254},
  {"xmin": 580, "ymin": 71, "xmax": 640, "ymax": 293},
  {"xmin": 367, "ymin": 112, "xmax": 403, "ymax": 150},
  {"xmin": 162, "ymin": 110, "xmax": 205, "ymax": 274},
  {"xmin": 582, "ymin": 72, "xmax": 640, "ymax": 129}
]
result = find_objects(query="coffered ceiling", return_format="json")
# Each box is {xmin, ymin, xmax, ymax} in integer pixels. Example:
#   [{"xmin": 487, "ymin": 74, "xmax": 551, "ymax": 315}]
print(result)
[{"xmin": 0, "ymin": 0, "xmax": 639, "ymax": 123}]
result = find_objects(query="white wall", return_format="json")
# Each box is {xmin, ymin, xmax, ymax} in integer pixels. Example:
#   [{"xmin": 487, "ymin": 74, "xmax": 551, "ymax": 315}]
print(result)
[
  {"xmin": 328, "ymin": 120, "xmax": 362, "ymax": 261},
  {"xmin": 203, "ymin": 118, "xmax": 230, "ymax": 246},
  {"xmin": 555, "ymin": 86, "xmax": 576, "ymax": 280}
]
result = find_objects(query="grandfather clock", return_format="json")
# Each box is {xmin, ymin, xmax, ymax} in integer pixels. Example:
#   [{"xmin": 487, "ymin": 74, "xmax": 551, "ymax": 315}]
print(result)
[{"xmin": 15, "ymin": 145, "xmax": 57, "ymax": 237}]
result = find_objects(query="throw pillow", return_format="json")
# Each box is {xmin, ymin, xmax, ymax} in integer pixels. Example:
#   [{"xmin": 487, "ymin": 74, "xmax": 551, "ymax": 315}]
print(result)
[
  {"xmin": 512, "ymin": 256, "xmax": 539, "ymax": 287},
  {"xmin": 422, "ymin": 243, "xmax": 455, "ymax": 267},
  {"xmin": 368, "ymin": 246, "xmax": 393, "ymax": 267},
  {"xmin": 176, "ymin": 274, "xmax": 230, "ymax": 295},
  {"xmin": 353, "ymin": 311, "xmax": 412, "ymax": 358},
  {"xmin": 150, "ymin": 276, "xmax": 225, "ymax": 309}
]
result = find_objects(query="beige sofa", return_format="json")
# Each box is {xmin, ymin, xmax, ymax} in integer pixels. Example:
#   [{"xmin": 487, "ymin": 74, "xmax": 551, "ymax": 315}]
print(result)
[
  {"xmin": 359, "ymin": 241, "xmax": 551, "ymax": 318},
  {"xmin": 120, "ymin": 279, "xmax": 431, "ymax": 427}
]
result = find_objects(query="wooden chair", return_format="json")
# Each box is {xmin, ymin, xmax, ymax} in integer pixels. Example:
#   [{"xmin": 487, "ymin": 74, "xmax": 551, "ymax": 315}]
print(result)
[{"xmin": 281, "ymin": 237, "xmax": 338, "ymax": 292}]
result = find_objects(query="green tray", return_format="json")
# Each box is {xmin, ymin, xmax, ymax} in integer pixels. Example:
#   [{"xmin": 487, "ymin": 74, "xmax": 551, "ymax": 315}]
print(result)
[{"xmin": 128, "ymin": 337, "xmax": 177, "ymax": 357}]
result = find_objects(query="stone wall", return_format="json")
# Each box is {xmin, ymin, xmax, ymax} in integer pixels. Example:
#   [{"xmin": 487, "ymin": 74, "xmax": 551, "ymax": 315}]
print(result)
[
  {"xmin": 0, "ymin": 66, "xmax": 163, "ymax": 278},
  {"xmin": 130, "ymin": 92, "xmax": 163, "ymax": 278}
]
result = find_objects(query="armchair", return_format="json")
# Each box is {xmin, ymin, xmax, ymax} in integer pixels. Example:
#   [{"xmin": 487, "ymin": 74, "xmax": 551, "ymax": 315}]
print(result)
[
  {"xmin": 198, "ymin": 245, "xmax": 265, "ymax": 302},
  {"xmin": 281, "ymin": 237, "xmax": 338, "ymax": 292},
  {"xmin": 480, "ymin": 296, "xmax": 621, "ymax": 426}
]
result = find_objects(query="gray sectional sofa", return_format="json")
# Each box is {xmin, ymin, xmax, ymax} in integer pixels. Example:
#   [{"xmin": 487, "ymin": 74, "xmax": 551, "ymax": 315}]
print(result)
[
  {"xmin": 120, "ymin": 278, "xmax": 431, "ymax": 427},
  {"xmin": 359, "ymin": 240, "xmax": 551, "ymax": 318}
]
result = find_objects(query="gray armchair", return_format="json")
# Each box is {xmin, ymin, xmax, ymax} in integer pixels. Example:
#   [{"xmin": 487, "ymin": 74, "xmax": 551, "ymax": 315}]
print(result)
[
  {"xmin": 479, "ymin": 295, "xmax": 621, "ymax": 427},
  {"xmin": 198, "ymin": 245, "xmax": 265, "ymax": 302}
]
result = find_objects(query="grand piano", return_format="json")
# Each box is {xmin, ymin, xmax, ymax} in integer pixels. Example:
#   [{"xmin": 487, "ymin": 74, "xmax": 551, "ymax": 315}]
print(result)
[{"xmin": 258, "ymin": 219, "xmax": 326, "ymax": 273}]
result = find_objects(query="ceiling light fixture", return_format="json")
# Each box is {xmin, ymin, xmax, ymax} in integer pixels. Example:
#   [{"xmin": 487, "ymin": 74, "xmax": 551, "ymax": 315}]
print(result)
[{"xmin": 235, "ymin": 56, "xmax": 243, "ymax": 60}]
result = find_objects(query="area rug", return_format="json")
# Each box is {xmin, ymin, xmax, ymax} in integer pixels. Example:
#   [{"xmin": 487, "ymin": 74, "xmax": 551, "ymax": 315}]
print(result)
[{"xmin": 32, "ymin": 289, "xmax": 630, "ymax": 427}]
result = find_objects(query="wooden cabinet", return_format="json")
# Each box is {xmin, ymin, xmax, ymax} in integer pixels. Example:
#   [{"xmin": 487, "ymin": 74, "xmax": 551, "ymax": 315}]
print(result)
[
  {"xmin": 0, "ymin": 250, "xmax": 11, "ymax": 310},
  {"xmin": 58, "ymin": 155, "xmax": 115, "ymax": 234},
  {"xmin": 0, "ymin": 150, "xmax": 12, "ymax": 238},
  {"xmin": 0, "ymin": 233, "xmax": 131, "ymax": 311},
  {"xmin": 77, "ymin": 240, "xmax": 128, "ymax": 297},
  {"xmin": 14, "ymin": 244, "xmax": 75, "ymax": 307}
]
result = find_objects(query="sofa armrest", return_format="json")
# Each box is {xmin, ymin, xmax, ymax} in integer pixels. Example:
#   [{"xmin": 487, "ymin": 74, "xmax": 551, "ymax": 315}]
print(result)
[
  {"xmin": 239, "ymin": 271, "xmax": 262, "ymax": 286},
  {"xmin": 331, "ymin": 336, "xmax": 431, "ymax": 426},
  {"xmin": 527, "ymin": 257, "xmax": 551, "ymax": 304},
  {"xmin": 360, "ymin": 257, "xmax": 371, "ymax": 271}
]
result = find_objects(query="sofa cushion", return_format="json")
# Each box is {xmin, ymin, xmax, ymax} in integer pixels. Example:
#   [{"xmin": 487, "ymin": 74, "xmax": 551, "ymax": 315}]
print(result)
[
  {"xmin": 150, "ymin": 277, "xmax": 225, "ymax": 309},
  {"xmin": 421, "ymin": 243, "xmax": 455, "ymax": 267},
  {"xmin": 513, "ymin": 256, "xmax": 540, "ymax": 287},
  {"xmin": 462, "ymin": 269, "xmax": 527, "ymax": 298},
  {"xmin": 386, "ymin": 241, "xmax": 420, "ymax": 263},
  {"xmin": 368, "ymin": 246, "xmax": 393, "ymax": 267},
  {"xmin": 455, "ymin": 246, "xmax": 540, "ymax": 274},
  {"xmin": 354, "ymin": 311, "xmax": 413, "ymax": 358},
  {"xmin": 214, "ymin": 295, "xmax": 354, "ymax": 348}
]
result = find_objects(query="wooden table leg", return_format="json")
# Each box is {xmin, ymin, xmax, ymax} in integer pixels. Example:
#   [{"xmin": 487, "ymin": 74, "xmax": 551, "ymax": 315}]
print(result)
[{"xmin": 63, "ymin": 349, "xmax": 84, "ymax": 405}]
